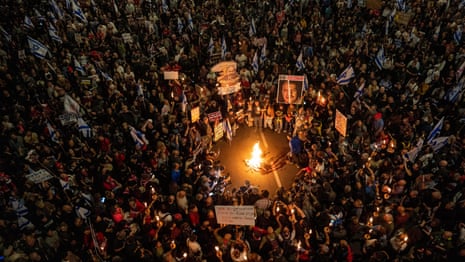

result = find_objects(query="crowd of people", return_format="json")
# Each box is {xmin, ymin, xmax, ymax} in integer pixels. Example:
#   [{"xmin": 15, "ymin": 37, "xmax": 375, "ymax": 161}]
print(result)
[{"xmin": 1, "ymin": 0, "xmax": 465, "ymax": 261}]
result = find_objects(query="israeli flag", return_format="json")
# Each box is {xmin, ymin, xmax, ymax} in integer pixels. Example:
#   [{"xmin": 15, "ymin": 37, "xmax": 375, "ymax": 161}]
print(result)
[
  {"xmin": 397, "ymin": 0, "xmax": 406, "ymax": 11},
  {"xmin": 63, "ymin": 94, "xmax": 81, "ymax": 115},
  {"xmin": 454, "ymin": 26, "xmax": 462, "ymax": 45},
  {"xmin": 445, "ymin": 76, "xmax": 465, "ymax": 103},
  {"xmin": 187, "ymin": 12, "xmax": 194, "ymax": 31},
  {"xmin": 428, "ymin": 136, "xmax": 449, "ymax": 152},
  {"xmin": 74, "ymin": 58, "xmax": 86, "ymax": 75},
  {"xmin": 162, "ymin": 0, "xmax": 169, "ymax": 13},
  {"xmin": 221, "ymin": 35, "xmax": 227, "ymax": 59},
  {"xmin": 0, "ymin": 26, "xmax": 11, "ymax": 42},
  {"xmin": 260, "ymin": 42, "xmax": 267, "ymax": 64},
  {"xmin": 71, "ymin": 0, "xmax": 87, "ymax": 23},
  {"xmin": 50, "ymin": 0, "xmax": 64, "ymax": 19},
  {"xmin": 336, "ymin": 65, "xmax": 355, "ymax": 85},
  {"xmin": 403, "ymin": 138, "xmax": 424, "ymax": 163},
  {"xmin": 24, "ymin": 16, "xmax": 34, "ymax": 30},
  {"xmin": 296, "ymin": 50, "xmax": 305, "ymax": 71},
  {"xmin": 456, "ymin": 60, "xmax": 465, "ymax": 80},
  {"xmin": 353, "ymin": 81, "xmax": 365, "ymax": 100},
  {"xmin": 48, "ymin": 24, "xmax": 62, "ymax": 43},
  {"xmin": 28, "ymin": 36, "xmax": 49, "ymax": 59},
  {"xmin": 375, "ymin": 47, "xmax": 385, "ymax": 70},
  {"xmin": 426, "ymin": 116, "xmax": 444, "ymax": 144},
  {"xmin": 137, "ymin": 84, "xmax": 144, "ymax": 98},
  {"xmin": 177, "ymin": 17, "xmax": 184, "ymax": 34},
  {"xmin": 97, "ymin": 68, "xmax": 113, "ymax": 82},
  {"xmin": 208, "ymin": 36, "xmax": 214, "ymax": 56},
  {"xmin": 252, "ymin": 50, "xmax": 259, "ymax": 73},
  {"xmin": 223, "ymin": 118, "xmax": 232, "ymax": 142},
  {"xmin": 249, "ymin": 17, "xmax": 256, "ymax": 37},
  {"xmin": 75, "ymin": 205, "xmax": 91, "ymax": 219},
  {"xmin": 77, "ymin": 117, "xmax": 93, "ymax": 138},
  {"xmin": 47, "ymin": 122, "xmax": 60, "ymax": 143},
  {"xmin": 181, "ymin": 90, "xmax": 188, "ymax": 113},
  {"xmin": 303, "ymin": 74, "xmax": 308, "ymax": 90}
]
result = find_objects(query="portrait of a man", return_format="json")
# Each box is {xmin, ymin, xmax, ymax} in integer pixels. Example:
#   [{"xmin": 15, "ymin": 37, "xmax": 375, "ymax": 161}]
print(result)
[{"xmin": 277, "ymin": 78, "xmax": 303, "ymax": 104}]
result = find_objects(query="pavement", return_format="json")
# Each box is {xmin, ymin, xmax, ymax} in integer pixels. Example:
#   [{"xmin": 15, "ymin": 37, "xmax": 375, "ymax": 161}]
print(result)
[{"xmin": 215, "ymin": 125, "xmax": 300, "ymax": 195}]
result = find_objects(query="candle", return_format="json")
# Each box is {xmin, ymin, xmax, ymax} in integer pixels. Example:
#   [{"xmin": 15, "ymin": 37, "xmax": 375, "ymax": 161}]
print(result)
[
  {"xmin": 156, "ymin": 215, "xmax": 160, "ymax": 221},
  {"xmin": 215, "ymin": 246, "xmax": 219, "ymax": 252},
  {"xmin": 144, "ymin": 202, "xmax": 147, "ymax": 208},
  {"xmin": 276, "ymin": 206, "xmax": 280, "ymax": 213}
]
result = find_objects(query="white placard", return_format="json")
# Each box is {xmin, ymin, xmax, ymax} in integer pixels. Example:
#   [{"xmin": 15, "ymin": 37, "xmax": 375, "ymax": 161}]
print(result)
[
  {"xmin": 214, "ymin": 205, "xmax": 255, "ymax": 226},
  {"xmin": 26, "ymin": 169, "xmax": 54, "ymax": 184}
]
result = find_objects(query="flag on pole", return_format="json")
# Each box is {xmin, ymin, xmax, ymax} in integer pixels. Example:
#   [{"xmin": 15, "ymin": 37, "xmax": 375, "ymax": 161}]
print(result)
[
  {"xmin": 249, "ymin": 17, "xmax": 256, "ymax": 37},
  {"xmin": 260, "ymin": 42, "xmax": 267, "ymax": 65},
  {"xmin": 252, "ymin": 50, "xmax": 259, "ymax": 73},
  {"xmin": 426, "ymin": 116, "xmax": 444, "ymax": 143},
  {"xmin": 48, "ymin": 24, "xmax": 62, "ymax": 43},
  {"xmin": 77, "ymin": 117, "xmax": 93, "ymax": 138},
  {"xmin": 303, "ymin": 74, "xmax": 308, "ymax": 90},
  {"xmin": 0, "ymin": 26, "xmax": 11, "ymax": 42},
  {"xmin": 428, "ymin": 136, "xmax": 449, "ymax": 152},
  {"xmin": 375, "ymin": 47, "xmax": 386, "ymax": 70},
  {"xmin": 223, "ymin": 118, "xmax": 232, "ymax": 142},
  {"xmin": 161, "ymin": 0, "xmax": 169, "ymax": 13},
  {"xmin": 353, "ymin": 80, "xmax": 365, "ymax": 100},
  {"xmin": 208, "ymin": 36, "xmax": 214, "ymax": 56},
  {"xmin": 46, "ymin": 122, "xmax": 60, "ymax": 143},
  {"xmin": 63, "ymin": 94, "xmax": 81, "ymax": 115},
  {"xmin": 454, "ymin": 26, "xmax": 462, "ymax": 45},
  {"xmin": 221, "ymin": 35, "xmax": 227, "ymax": 59},
  {"xmin": 97, "ymin": 67, "xmax": 113, "ymax": 82},
  {"xmin": 177, "ymin": 17, "xmax": 184, "ymax": 34},
  {"xmin": 336, "ymin": 65, "xmax": 355, "ymax": 85},
  {"xmin": 181, "ymin": 90, "xmax": 188, "ymax": 113},
  {"xmin": 27, "ymin": 36, "xmax": 49, "ymax": 59},
  {"xmin": 187, "ymin": 12, "xmax": 194, "ymax": 31},
  {"xmin": 403, "ymin": 138, "xmax": 424, "ymax": 163},
  {"xmin": 71, "ymin": 0, "xmax": 87, "ymax": 23},
  {"xmin": 296, "ymin": 50, "xmax": 305, "ymax": 71},
  {"xmin": 445, "ymin": 76, "xmax": 465, "ymax": 103},
  {"xmin": 129, "ymin": 126, "xmax": 149, "ymax": 150},
  {"xmin": 74, "ymin": 58, "xmax": 86, "ymax": 75},
  {"xmin": 24, "ymin": 16, "xmax": 34, "ymax": 30},
  {"xmin": 50, "ymin": 0, "xmax": 64, "ymax": 19}
]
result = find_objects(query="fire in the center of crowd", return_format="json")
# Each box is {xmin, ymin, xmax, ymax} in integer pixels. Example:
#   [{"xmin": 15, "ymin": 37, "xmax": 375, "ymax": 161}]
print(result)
[{"xmin": 245, "ymin": 142, "xmax": 262, "ymax": 171}]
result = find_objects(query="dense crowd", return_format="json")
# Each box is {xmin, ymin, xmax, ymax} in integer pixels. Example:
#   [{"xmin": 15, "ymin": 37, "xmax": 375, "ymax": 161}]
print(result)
[{"xmin": 1, "ymin": 0, "xmax": 465, "ymax": 261}]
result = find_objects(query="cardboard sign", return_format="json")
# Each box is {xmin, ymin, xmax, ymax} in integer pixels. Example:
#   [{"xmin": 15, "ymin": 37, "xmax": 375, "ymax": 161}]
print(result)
[
  {"xmin": 26, "ymin": 169, "xmax": 54, "ymax": 184},
  {"xmin": 190, "ymin": 106, "xmax": 200, "ymax": 123},
  {"xmin": 395, "ymin": 12, "xmax": 412, "ymax": 26},
  {"xmin": 214, "ymin": 122, "xmax": 224, "ymax": 142},
  {"xmin": 164, "ymin": 71, "xmax": 179, "ymax": 80},
  {"xmin": 335, "ymin": 109, "xmax": 347, "ymax": 137},
  {"xmin": 214, "ymin": 205, "xmax": 255, "ymax": 226}
]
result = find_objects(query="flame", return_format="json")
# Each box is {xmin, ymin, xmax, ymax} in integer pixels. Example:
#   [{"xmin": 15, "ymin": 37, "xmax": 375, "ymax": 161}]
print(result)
[{"xmin": 247, "ymin": 142, "xmax": 262, "ymax": 170}]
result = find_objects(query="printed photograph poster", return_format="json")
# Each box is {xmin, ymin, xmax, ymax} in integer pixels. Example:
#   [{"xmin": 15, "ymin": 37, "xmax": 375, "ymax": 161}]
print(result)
[
  {"xmin": 215, "ymin": 205, "xmax": 255, "ymax": 226},
  {"xmin": 335, "ymin": 109, "xmax": 347, "ymax": 137},
  {"xmin": 276, "ymin": 75, "xmax": 304, "ymax": 104}
]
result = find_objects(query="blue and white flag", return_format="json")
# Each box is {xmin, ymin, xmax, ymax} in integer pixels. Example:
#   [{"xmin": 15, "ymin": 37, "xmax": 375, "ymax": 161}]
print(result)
[
  {"xmin": 252, "ymin": 50, "xmax": 259, "ymax": 73},
  {"xmin": 71, "ymin": 0, "xmax": 87, "ymax": 23},
  {"xmin": 0, "ymin": 26, "xmax": 11, "ymax": 42},
  {"xmin": 97, "ymin": 68, "xmax": 113, "ymax": 82},
  {"xmin": 336, "ymin": 65, "xmax": 355, "ymax": 85},
  {"xmin": 375, "ymin": 47, "xmax": 385, "ymax": 70},
  {"xmin": 221, "ymin": 35, "xmax": 227, "ymax": 59},
  {"xmin": 249, "ymin": 17, "xmax": 256, "ymax": 37},
  {"xmin": 77, "ymin": 117, "xmax": 93, "ymax": 138},
  {"xmin": 397, "ymin": 0, "xmax": 406, "ymax": 11},
  {"xmin": 75, "ymin": 205, "xmax": 91, "ymax": 219},
  {"xmin": 24, "ymin": 16, "xmax": 34, "ymax": 30},
  {"xmin": 47, "ymin": 122, "xmax": 60, "ymax": 143},
  {"xmin": 403, "ymin": 138, "xmax": 424, "ymax": 163},
  {"xmin": 74, "ymin": 58, "xmax": 86, "ymax": 75},
  {"xmin": 136, "ymin": 83, "xmax": 144, "ymax": 98},
  {"xmin": 296, "ymin": 50, "xmax": 305, "ymax": 71},
  {"xmin": 353, "ymin": 81, "xmax": 365, "ymax": 100},
  {"xmin": 426, "ymin": 116, "xmax": 444, "ymax": 144},
  {"xmin": 63, "ymin": 94, "xmax": 81, "ymax": 115},
  {"xmin": 456, "ymin": 60, "xmax": 465, "ymax": 80},
  {"xmin": 187, "ymin": 12, "xmax": 194, "ymax": 31},
  {"xmin": 161, "ymin": 0, "xmax": 169, "ymax": 13},
  {"xmin": 445, "ymin": 76, "xmax": 465, "ymax": 103},
  {"xmin": 181, "ymin": 90, "xmax": 188, "ymax": 113},
  {"xmin": 454, "ymin": 26, "xmax": 462, "ymax": 45},
  {"xmin": 223, "ymin": 118, "xmax": 232, "ymax": 142},
  {"xmin": 129, "ymin": 125, "xmax": 149, "ymax": 149},
  {"xmin": 428, "ymin": 136, "xmax": 449, "ymax": 152},
  {"xmin": 50, "ymin": 0, "xmax": 64, "ymax": 19},
  {"xmin": 208, "ymin": 36, "xmax": 214, "ymax": 56},
  {"xmin": 27, "ymin": 36, "xmax": 49, "ymax": 59},
  {"xmin": 48, "ymin": 24, "xmax": 62, "ymax": 43},
  {"xmin": 260, "ymin": 42, "xmax": 267, "ymax": 64},
  {"xmin": 177, "ymin": 17, "xmax": 184, "ymax": 34}
]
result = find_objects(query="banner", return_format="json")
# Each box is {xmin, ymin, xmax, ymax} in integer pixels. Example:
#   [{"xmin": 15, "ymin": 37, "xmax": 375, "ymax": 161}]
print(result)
[
  {"xmin": 214, "ymin": 122, "xmax": 224, "ymax": 142},
  {"xmin": 276, "ymin": 75, "xmax": 304, "ymax": 104},
  {"xmin": 335, "ymin": 110, "xmax": 347, "ymax": 137},
  {"xmin": 215, "ymin": 205, "xmax": 255, "ymax": 226},
  {"xmin": 26, "ymin": 169, "xmax": 54, "ymax": 184},
  {"xmin": 190, "ymin": 106, "xmax": 200, "ymax": 123}
]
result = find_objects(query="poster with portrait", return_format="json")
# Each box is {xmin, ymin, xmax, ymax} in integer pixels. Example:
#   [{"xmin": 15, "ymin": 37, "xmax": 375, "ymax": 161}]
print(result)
[
  {"xmin": 276, "ymin": 75, "xmax": 305, "ymax": 104},
  {"xmin": 211, "ymin": 61, "xmax": 241, "ymax": 95}
]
